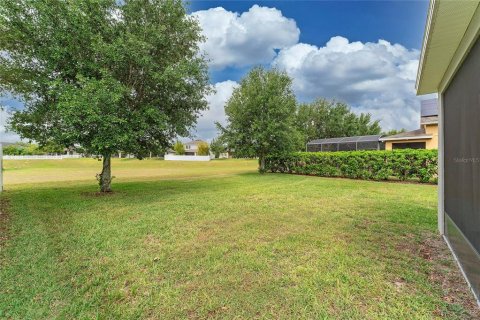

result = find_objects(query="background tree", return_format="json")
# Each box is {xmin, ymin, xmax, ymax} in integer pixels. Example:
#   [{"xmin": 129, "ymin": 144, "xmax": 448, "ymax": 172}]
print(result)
[
  {"xmin": 0, "ymin": 0, "xmax": 210, "ymax": 192},
  {"xmin": 382, "ymin": 128, "xmax": 406, "ymax": 136},
  {"xmin": 218, "ymin": 67, "xmax": 299, "ymax": 172},
  {"xmin": 2, "ymin": 141, "xmax": 64, "ymax": 155},
  {"xmin": 173, "ymin": 141, "xmax": 185, "ymax": 155},
  {"xmin": 295, "ymin": 99, "xmax": 381, "ymax": 145},
  {"xmin": 2, "ymin": 142, "xmax": 38, "ymax": 156},
  {"xmin": 210, "ymin": 137, "xmax": 227, "ymax": 158},
  {"xmin": 39, "ymin": 141, "xmax": 65, "ymax": 154},
  {"xmin": 197, "ymin": 141, "xmax": 209, "ymax": 156}
]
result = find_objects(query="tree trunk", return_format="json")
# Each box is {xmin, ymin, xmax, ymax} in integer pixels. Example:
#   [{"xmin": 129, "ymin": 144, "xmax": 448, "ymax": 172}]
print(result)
[
  {"xmin": 99, "ymin": 154, "xmax": 112, "ymax": 192},
  {"xmin": 259, "ymin": 155, "xmax": 266, "ymax": 174}
]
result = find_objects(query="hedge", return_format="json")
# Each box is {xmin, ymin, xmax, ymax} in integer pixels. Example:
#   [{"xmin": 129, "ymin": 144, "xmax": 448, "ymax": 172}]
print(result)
[{"xmin": 265, "ymin": 149, "xmax": 438, "ymax": 183}]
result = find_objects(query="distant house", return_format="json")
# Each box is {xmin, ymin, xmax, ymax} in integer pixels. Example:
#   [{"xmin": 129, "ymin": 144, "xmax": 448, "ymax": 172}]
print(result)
[
  {"xmin": 306, "ymin": 135, "xmax": 385, "ymax": 152},
  {"xmin": 166, "ymin": 139, "xmax": 208, "ymax": 156},
  {"xmin": 165, "ymin": 139, "xmax": 212, "ymax": 161},
  {"xmin": 183, "ymin": 140, "xmax": 207, "ymax": 156},
  {"xmin": 380, "ymin": 99, "xmax": 438, "ymax": 150}
]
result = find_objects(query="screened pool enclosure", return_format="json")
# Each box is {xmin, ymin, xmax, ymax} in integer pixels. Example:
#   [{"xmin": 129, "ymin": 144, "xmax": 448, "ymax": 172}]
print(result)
[{"xmin": 306, "ymin": 135, "xmax": 385, "ymax": 152}]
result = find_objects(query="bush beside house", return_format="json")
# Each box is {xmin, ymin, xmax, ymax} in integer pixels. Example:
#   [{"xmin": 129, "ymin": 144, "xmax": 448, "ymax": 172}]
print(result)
[
  {"xmin": 197, "ymin": 142, "xmax": 210, "ymax": 156},
  {"xmin": 173, "ymin": 141, "xmax": 185, "ymax": 155},
  {"xmin": 265, "ymin": 149, "xmax": 438, "ymax": 183}
]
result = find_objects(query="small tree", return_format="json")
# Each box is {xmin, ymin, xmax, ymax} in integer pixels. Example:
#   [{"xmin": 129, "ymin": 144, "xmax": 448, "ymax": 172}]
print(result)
[
  {"xmin": 197, "ymin": 141, "xmax": 209, "ymax": 156},
  {"xmin": 1, "ymin": 0, "xmax": 210, "ymax": 192},
  {"xmin": 295, "ymin": 99, "xmax": 381, "ymax": 145},
  {"xmin": 218, "ymin": 67, "xmax": 299, "ymax": 173},
  {"xmin": 210, "ymin": 137, "xmax": 226, "ymax": 158},
  {"xmin": 174, "ymin": 141, "xmax": 185, "ymax": 155}
]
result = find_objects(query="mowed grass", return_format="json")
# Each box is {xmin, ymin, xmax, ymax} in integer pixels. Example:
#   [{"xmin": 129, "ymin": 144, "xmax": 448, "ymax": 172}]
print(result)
[{"xmin": 0, "ymin": 159, "xmax": 475, "ymax": 319}]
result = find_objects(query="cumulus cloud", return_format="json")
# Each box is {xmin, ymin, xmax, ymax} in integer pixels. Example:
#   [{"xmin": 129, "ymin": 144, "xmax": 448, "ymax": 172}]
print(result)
[
  {"xmin": 194, "ymin": 80, "xmax": 238, "ymax": 140},
  {"xmin": 192, "ymin": 5, "xmax": 299, "ymax": 70},
  {"xmin": 273, "ymin": 36, "xmax": 423, "ymax": 130}
]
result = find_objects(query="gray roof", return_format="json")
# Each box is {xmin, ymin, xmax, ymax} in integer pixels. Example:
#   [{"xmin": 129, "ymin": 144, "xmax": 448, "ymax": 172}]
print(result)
[
  {"xmin": 421, "ymin": 98, "xmax": 438, "ymax": 117},
  {"xmin": 307, "ymin": 135, "xmax": 383, "ymax": 145},
  {"xmin": 380, "ymin": 128, "xmax": 432, "ymax": 141},
  {"xmin": 420, "ymin": 115, "xmax": 438, "ymax": 125},
  {"xmin": 184, "ymin": 139, "xmax": 206, "ymax": 145}
]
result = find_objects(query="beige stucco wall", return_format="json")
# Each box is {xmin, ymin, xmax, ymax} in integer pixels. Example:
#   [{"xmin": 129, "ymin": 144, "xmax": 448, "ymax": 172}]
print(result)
[{"xmin": 424, "ymin": 123, "xmax": 439, "ymax": 149}]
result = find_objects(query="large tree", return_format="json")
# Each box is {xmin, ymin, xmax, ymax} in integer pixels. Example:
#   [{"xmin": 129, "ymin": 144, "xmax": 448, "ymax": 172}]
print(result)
[
  {"xmin": 218, "ymin": 67, "xmax": 299, "ymax": 172},
  {"xmin": 0, "ymin": 0, "xmax": 210, "ymax": 192},
  {"xmin": 295, "ymin": 99, "xmax": 381, "ymax": 144}
]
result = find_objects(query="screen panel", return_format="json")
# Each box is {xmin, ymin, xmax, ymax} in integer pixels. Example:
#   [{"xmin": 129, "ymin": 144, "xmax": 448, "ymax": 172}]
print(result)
[
  {"xmin": 306, "ymin": 144, "xmax": 321, "ymax": 152},
  {"xmin": 338, "ymin": 142, "xmax": 356, "ymax": 151},
  {"xmin": 444, "ymin": 35, "xmax": 480, "ymax": 297},
  {"xmin": 392, "ymin": 142, "xmax": 426, "ymax": 150},
  {"xmin": 444, "ymin": 36, "xmax": 480, "ymax": 253},
  {"xmin": 357, "ymin": 141, "xmax": 380, "ymax": 150},
  {"xmin": 322, "ymin": 143, "xmax": 338, "ymax": 152}
]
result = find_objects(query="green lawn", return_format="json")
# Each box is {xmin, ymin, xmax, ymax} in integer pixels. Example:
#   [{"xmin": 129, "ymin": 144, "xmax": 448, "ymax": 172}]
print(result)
[{"xmin": 0, "ymin": 159, "xmax": 477, "ymax": 319}]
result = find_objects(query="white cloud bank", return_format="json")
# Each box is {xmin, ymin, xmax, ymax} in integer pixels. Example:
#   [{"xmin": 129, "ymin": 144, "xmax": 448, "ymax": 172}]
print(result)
[
  {"xmin": 273, "ymin": 36, "xmax": 422, "ymax": 130},
  {"xmin": 193, "ymin": 5, "xmax": 299, "ymax": 70},
  {"xmin": 198, "ymin": 35, "xmax": 423, "ymax": 137},
  {"xmin": 194, "ymin": 80, "xmax": 237, "ymax": 140}
]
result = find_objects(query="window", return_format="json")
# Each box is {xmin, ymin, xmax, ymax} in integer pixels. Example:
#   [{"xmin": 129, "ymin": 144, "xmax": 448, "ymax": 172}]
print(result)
[{"xmin": 392, "ymin": 142, "xmax": 426, "ymax": 150}]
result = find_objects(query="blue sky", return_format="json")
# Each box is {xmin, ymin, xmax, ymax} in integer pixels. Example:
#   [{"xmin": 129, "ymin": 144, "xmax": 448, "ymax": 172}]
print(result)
[{"xmin": 1, "ymin": 1, "xmax": 431, "ymax": 142}]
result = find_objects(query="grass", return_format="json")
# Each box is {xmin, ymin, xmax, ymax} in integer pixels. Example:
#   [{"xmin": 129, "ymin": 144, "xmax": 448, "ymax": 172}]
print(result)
[{"xmin": 0, "ymin": 158, "xmax": 477, "ymax": 319}]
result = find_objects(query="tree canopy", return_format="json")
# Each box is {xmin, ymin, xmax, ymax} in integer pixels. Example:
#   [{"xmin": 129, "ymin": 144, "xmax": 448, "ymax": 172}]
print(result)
[
  {"xmin": 295, "ymin": 99, "xmax": 381, "ymax": 144},
  {"xmin": 210, "ymin": 137, "xmax": 227, "ymax": 158},
  {"xmin": 382, "ymin": 128, "xmax": 406, "ymax": 136},
  {"xmin": 218, "ymin": 67, "xmax": 299, "ymax": 172},
  {"xmin": 0, "ymin": 0, "xmax": 210, "ymax": 191}
]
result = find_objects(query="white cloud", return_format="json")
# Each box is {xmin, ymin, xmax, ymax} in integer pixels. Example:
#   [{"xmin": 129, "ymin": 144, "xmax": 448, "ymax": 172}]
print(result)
[
  {"xmin": 192, "ymin": 5, "xmax": 299, "ymax": 70},
  {"xmin": 273, "ymin": 36, "xmax": 423, "ymax": 130},
  {"xmin": 194, "ymin": 80, "xmax": 238, "ymax": 140}
]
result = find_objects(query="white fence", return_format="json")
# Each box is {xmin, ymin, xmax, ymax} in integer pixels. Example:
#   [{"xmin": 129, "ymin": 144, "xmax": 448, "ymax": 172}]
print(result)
[
  {"xmin": 3, "ymin": 154, "xmax": 83, "ymax": 160},
  {"xmin": 164, "ymin": 154, "xmax": 212, "ymax": 161}
]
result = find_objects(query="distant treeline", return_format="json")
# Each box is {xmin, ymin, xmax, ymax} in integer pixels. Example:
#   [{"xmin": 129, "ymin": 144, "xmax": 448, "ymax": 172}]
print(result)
[{"xmin": 2, "ymin": 142, "xmax": 65, "ymax": 155}]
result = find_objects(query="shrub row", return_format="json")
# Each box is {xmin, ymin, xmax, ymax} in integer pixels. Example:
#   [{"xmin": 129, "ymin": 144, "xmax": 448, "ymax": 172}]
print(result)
[{"xmin": 265, "ymin": 149, "xmax": 438, "ymax": 183}]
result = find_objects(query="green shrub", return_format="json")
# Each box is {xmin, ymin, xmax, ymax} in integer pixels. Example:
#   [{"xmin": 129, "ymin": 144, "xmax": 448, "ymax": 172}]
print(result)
[
  {"xmin": 173, "ymin": 141, "xmax": 185, "ymax": 155},
  {"xmin": 197, "ymin": 141, "xmax": 210, "ymax": 156},
  {"xmin": 265, "ymin": 149, "xmax": 438, "ymax": 183}
]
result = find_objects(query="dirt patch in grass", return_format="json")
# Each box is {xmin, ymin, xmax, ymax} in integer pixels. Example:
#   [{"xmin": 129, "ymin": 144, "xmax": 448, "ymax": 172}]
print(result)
[{"xmin": 413, "ymin": 233, "xmax": 480, "ymax": 318}]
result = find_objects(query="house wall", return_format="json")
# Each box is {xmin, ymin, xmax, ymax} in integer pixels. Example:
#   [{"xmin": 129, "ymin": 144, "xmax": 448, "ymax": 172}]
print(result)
[
  {"xmin": 184, "ymin": 144, "xmax": 198, "ymax": 152},
  {"xmin": 384, "ymin": 139, "xmax": 430, "ymax": 151},
  {"xmin": 424, "ymin": 123, "xmax": 439, "ymax": 149}
]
